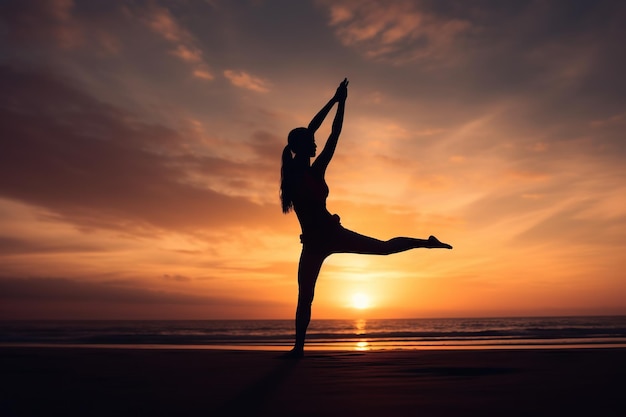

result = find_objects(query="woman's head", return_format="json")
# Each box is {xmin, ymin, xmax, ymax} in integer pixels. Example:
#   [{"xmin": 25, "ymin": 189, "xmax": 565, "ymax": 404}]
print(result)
[{"xmin": 288, "ymin": 127, "xmax": 316, "ymax": 157}]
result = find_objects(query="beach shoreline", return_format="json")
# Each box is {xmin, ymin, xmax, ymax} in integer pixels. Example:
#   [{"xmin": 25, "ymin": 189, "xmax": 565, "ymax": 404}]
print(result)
[
  {"xmin": 1, "ymin": 346, "xmax": 625, "ymax": 416},
  {"xmin": 2, "ymin": 340, "xmax": 626, "ymax": 351}
]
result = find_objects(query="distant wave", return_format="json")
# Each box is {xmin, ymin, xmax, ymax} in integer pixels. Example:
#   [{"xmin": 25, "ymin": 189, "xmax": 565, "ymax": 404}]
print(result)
[{"xmin": 2, "ymin": 316, "xmax": 626, "ymax": 349}]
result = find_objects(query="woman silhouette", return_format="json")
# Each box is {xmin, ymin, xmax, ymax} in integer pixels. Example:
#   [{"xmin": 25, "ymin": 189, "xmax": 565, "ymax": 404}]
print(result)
[{"xmin": 280, "ymin": 79, "xmax": 452, "ymax": 357}]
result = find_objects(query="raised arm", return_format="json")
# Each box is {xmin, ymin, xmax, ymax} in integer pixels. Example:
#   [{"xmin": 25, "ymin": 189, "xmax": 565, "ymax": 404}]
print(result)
[
  {"xmin": 312, "ymin": 79, "xmax": 348, "ymax": 175},
  {"xmin": 307, "ymin": 78, "xmax": 348, "ymax": 133},
  {"xmin": 308, "ymin": 98, "xmax": 336, "ymax": 134}
]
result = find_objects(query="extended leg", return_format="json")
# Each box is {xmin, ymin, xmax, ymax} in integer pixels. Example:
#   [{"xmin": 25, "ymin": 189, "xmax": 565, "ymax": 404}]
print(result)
[{"xmin": 334, "ymin": 229, "xmax": 452, "ymax": 255}]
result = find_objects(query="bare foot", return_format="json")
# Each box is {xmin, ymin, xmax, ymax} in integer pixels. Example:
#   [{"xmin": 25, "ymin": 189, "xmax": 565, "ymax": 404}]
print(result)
[
  {"xmin": 427, "ymin": 235, "xmax": 452, "ymax": 249},
  {"xmin": 278, "ymin": 347, "xmax": 304, "ymax": 360}
]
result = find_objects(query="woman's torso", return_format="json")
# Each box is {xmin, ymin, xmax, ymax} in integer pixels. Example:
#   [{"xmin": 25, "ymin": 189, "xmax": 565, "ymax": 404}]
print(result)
[{"xmin": 292, "ymin": 169, "xmax": 336, "ymax": 234}]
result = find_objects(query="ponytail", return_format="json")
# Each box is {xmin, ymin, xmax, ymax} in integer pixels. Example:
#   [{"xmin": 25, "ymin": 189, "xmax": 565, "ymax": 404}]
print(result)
[
  {"xmin": 281, "ymin": 127, "xmax": 310, "ymax": 213},
  {"xmin": 280, "ymin": 144, "xmax": 294, "ymax": 213}
]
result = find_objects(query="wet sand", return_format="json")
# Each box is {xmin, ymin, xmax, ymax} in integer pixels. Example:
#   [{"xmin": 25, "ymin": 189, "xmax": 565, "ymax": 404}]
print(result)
[{"xmin": 1, "ymin": 347, "xmax": 625, "ymax": 416}]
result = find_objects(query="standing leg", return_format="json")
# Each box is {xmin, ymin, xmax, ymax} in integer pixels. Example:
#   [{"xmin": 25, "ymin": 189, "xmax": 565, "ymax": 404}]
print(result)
[{"xmin": 290, "ymin": 248, "xmax": 326, "ymax": 357}]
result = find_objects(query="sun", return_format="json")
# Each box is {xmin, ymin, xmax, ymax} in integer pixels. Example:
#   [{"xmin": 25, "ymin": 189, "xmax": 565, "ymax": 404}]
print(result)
[{"xmin": 351, "ymin": 293, "xmax": 371, "ymax": 310}]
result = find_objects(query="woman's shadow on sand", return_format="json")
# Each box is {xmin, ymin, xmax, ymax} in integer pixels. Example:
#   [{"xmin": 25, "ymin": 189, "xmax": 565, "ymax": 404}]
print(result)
[{"xmin": 214, "ymin": 356, "xmax": 299, "ymax": 416}]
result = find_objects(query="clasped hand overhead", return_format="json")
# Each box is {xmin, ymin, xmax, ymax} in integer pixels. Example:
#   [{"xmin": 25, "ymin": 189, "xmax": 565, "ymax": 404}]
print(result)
[{"xmin": 333, "ymin": 78, "xmax": 349, "ymax": 102}]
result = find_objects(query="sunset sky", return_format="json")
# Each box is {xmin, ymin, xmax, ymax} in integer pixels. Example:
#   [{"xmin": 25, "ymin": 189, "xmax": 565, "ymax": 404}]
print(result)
[{"xmin": 1, "ymin": 0, "xmax": 625, "ymax": 320}]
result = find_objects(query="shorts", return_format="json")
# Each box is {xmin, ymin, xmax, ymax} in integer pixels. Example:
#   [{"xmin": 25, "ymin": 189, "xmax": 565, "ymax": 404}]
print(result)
[{"xmin": 299, "ymin": 214, "xmax": 343, "ymax": 248}]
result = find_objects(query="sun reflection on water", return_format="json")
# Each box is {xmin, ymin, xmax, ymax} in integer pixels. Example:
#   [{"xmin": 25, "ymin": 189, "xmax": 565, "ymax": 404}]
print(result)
[
  {"xmin": 355, "ymin": 318, "xmax": 367, "ymax": 335},
  {"xmin": 354, "ymin": 319, "xmax": 370, "ymax": 350},
  {"xmin": 355, "ymin": 340, "xmax": 371, "ymax": 351}
]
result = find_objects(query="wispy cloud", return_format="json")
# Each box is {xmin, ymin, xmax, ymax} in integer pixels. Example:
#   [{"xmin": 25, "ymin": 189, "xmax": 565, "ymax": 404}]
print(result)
[
  {"xmin": 0, "ymin": 276, "xmax": 291, "ymax": 319},
  {"xmin": 143, "ymin": 5, "xmax": 214, "ymax": 81},
  {"xmin": 144, "ymin": 5, "xmax": 190, "ymax": 43},
  {"xmin": 163, "ymin": 274, "xmax": 192, "ymax": 282},
  {"xmin": 192, "ymin": 69, "xmax": 215, "ymax": 80},
  {"xmin": 170, "ymin": 44, "xmax": 204, "ymax": 63},
  {"xmin": 0, "ymin": 0, "xmax": 120, "ymax": 52},
  {"xmin": 590, "ymin": 112, "xmax": 626, "ymax": 128},
  {"xmin": 223, "ymin": 70, "xmax": 271, "ymax": 93},
  {"xmin": 318, "ymin": 0, "xmax": 472, "ymax": 65}
]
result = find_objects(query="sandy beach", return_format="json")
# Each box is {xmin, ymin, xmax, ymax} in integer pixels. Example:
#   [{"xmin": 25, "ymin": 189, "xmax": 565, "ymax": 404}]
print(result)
[{"xmin": 1, "ymin": 347, "xmax": 625, "ymax": 417}]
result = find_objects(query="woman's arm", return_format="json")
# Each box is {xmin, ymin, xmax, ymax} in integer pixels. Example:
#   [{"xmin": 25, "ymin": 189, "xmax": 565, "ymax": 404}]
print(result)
[
  {"xmin": 308, "ymin": 78, "xmax": 349, "ymax": 133},
  {"xmin": 312, "ymin": 79, "xmax": 348, "ymax": 175},
  {"xmin": 308, "ymin": 98, "xmax": 336, "ymax": 134}
]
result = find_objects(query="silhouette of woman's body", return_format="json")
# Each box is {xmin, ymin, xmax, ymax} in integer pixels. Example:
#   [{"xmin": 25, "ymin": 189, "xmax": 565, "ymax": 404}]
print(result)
[{"xmin": 280, "ymin": 79, "xmax": 452, "ymax": 357}]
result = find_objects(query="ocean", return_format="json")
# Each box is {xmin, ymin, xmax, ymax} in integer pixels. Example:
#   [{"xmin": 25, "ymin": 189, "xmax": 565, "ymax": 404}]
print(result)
[{"xmin": 1, "ymin": 316, "xmax": 626, "ymax": 351}]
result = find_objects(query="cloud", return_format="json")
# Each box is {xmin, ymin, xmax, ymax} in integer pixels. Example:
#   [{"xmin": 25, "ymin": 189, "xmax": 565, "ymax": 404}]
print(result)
[
  {"xmin": 224, "ymin": 70, "xmax": 271, "ymax": 93},
  {"xmin": 163, "ymin": 274, "xmax": 192, "ymax": 282},
  {"xmin": 318, "ymin": 0, "xmax": 472, "ymax": 65},
  {"xmin": 143, "ymin": 4, "xmax": 214, "ymax": 81},
  {"xmin": 0, "ymin": 276, "xmax": 203, "ymax": 304},
  {"xmin": 144, "ymin": 5, "xmax": 189, "ymax": 43},
  {"xmin": 0, "ymin": 0, "xmax": 74, "ymax": 45},
  {"xmin": 0, "ymin": 236, "xmax": 103, "ymax": 256},
  {"xmin": 0, "ymin": 0, "xmax": 117, "ymax": 51},
  {"xmin": 511, "ymin": 200, "xmax": 626, "ymax": 248},
  {"xmin": 0, "ymin": 66, "xmax": 283, "ymax": 235},
  {"xmin": 170, "ymin": 44, "xmax": 204, "ymax": 63},
  {"xmin": 192, "ymin": 69, "xmax": 215, "ymax": 80},
  {"xmin": 591, "ymin": 113, "xmax": 626, "ymax": 128},
  {"xmin": 0, "ymin": 276, "xmax": 292, "ymax": 319}
]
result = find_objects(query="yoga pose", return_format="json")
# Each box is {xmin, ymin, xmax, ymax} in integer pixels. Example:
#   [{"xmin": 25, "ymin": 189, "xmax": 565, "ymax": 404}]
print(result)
[{"xmin": 280, "ymin": 79, "xmax": 452, "ymax": 357}]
